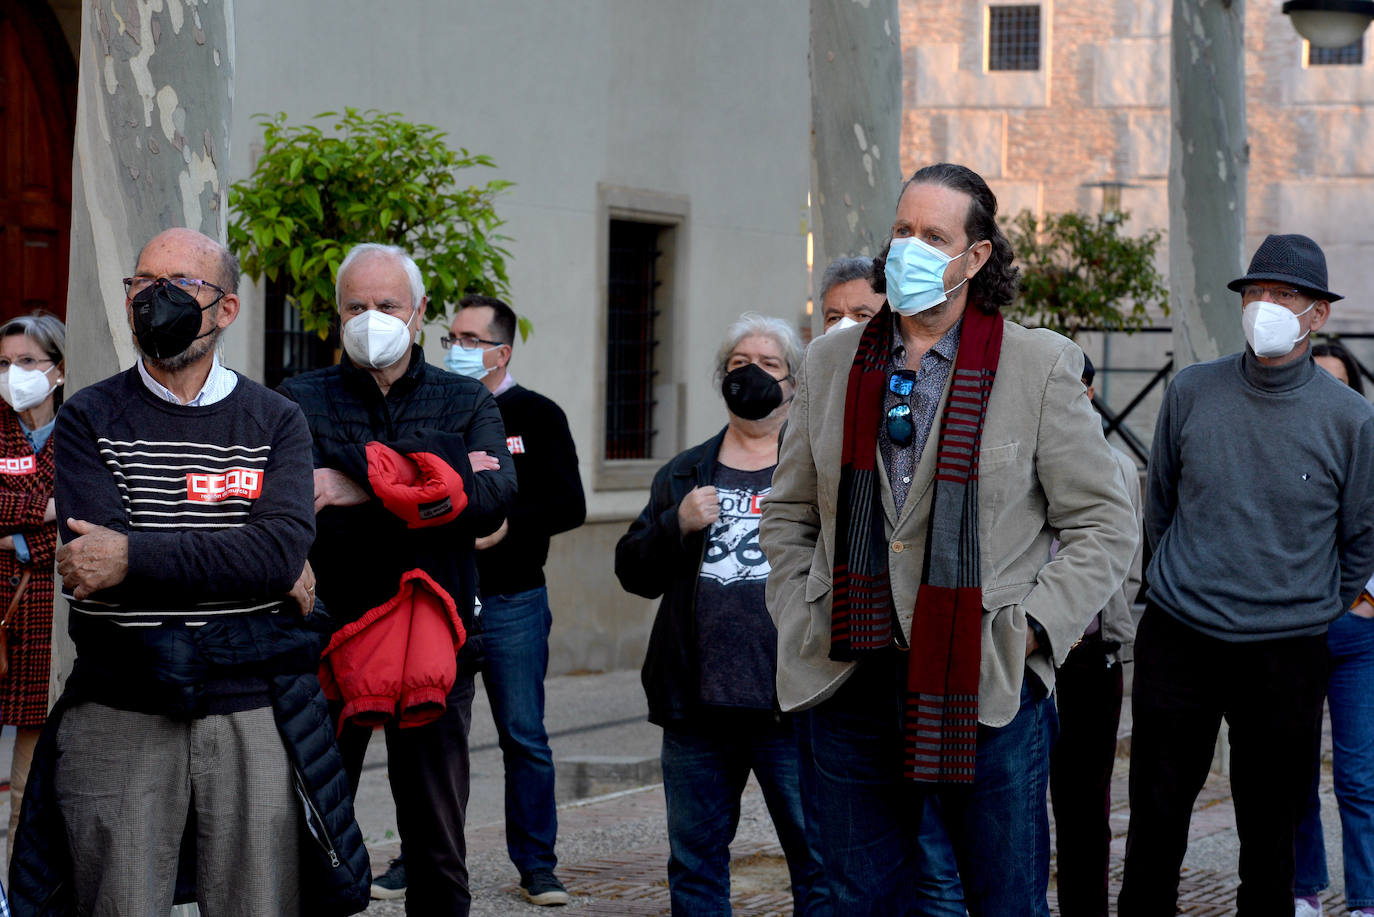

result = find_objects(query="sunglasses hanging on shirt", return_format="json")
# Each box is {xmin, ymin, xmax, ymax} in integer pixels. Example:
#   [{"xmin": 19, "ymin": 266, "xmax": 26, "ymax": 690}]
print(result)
[{"xmin": 886, "ymin": 370, "xmax": 916, "ymax": 446}]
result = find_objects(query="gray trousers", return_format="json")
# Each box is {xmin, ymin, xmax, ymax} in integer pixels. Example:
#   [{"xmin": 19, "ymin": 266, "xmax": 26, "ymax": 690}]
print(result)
[{"xmin": 54, "ymin": 703, "xmax": 301, "ymax": 917}]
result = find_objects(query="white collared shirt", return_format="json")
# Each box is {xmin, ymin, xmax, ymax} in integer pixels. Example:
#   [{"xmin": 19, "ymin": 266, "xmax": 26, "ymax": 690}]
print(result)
[
  {"xmin": 492, "ymin": 371, "xmax": 516, "ymax": 397},
  {"xmin": 136, "ymin": 352, "xmax": 238, "ymax": 407}
]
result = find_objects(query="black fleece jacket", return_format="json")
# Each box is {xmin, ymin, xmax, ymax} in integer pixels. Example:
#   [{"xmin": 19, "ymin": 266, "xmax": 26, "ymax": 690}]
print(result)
[
  {"xmin": 476, "ymin": 384, "xmax": 585, "ymax": 597},
  {"xmin": 615, "ymin": 428, "xmax": 727, "ymax": 727}
]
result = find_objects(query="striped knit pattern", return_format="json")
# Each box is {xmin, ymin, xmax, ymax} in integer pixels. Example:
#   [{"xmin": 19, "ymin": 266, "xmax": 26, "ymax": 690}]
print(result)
[
  {"xmin": 64, "ymin": 437, "xmax": 287, "ymax": 627},
  {"xmin": 830, "ymin": 312, "xmax": 901, "ymax": 658},
  {"xmin": 904, "ymin": 306, "xmax": 1002, "ymax": 783}
]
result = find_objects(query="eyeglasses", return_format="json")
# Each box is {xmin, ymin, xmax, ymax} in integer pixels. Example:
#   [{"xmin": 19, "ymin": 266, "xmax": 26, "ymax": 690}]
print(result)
[
  {"xmin": 0, "ymin": 356, "xmax": 52, "ymax": 373},
  {"xmin": 1240, "ymin": 285, "xmax": 1309, "ymax": 307},
  {"xmin": 123, "ymin": 276, "xmax": 226, "ymax": 301},
  {"xmin": 886, "ymin": 370, "xmax": 916, "ymax": 447},
  {"xmin": 440, "ymin": 334, "xmax": 504, "ymax": 351}
]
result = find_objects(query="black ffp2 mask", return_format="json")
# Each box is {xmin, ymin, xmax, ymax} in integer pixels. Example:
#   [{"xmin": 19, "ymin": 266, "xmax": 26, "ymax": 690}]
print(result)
[
  {"xmin": 131, "ymin": 279, "xmax": 216, "ymax": 360},
  {"xmin": 721, "ymin": 363, "xmax": 786, "ymax": 420}
]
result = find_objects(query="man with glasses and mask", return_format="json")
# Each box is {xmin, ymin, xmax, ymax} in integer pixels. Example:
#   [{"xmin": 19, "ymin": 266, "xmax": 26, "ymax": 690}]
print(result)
[
  {"xmin": 1119, "ymin": 233, "xmax": 1374, "ymax": 914},
  {"xmin": 278, "ymin": 243, "xmax": 516, "ymax": 916},
  {"xmin": 15, "ymin": 228, "xmax": 371, "ymax": 914},
  {"xmin": 429, "ymin": 294, "xmax": 583, "ymax": 906},
  {"xmin": 761, "ymin": 163, "xmax": 1137, "ymax": 913}
]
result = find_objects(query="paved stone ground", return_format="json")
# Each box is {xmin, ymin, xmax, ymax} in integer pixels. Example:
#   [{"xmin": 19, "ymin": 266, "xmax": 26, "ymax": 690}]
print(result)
[
  {"xmin": 361, "ymin": 767, "xmax": 1348, "ymax": 916},
  {"xmin": 0, "ymin": 670, "xmax": 1345, "ymax": 915},
  {"xmin": 357, "ymin": 682, "xmax": 1349, "ymax": 916}
]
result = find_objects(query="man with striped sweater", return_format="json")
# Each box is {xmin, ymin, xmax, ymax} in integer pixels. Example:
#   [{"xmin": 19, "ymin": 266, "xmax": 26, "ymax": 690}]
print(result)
[{"xmin": 22, "ymin": 228, "xmax": 366, "ymax": 915}]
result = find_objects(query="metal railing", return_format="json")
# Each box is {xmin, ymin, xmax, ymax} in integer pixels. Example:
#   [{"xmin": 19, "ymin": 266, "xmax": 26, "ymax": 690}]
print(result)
[{"xmin": 1085, "ymin": 327, "xmax": 1374, "ymax": 465}]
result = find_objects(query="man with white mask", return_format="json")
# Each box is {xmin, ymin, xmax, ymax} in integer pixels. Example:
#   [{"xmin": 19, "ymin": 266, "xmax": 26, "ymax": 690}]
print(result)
[
  {"xmin": 278, "ymin": 243, "xmax": 516, "ymax": 916},
  {"xmin": 1120, "ymin": 233, "xmax": 1374, "ymax": 914},
  {"xmin": 819, "ymin": 256, "xmax": 886, "ymax": 334}
]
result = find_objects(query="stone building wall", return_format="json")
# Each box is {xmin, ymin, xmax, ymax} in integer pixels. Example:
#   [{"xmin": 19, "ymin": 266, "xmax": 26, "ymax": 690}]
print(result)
[{"xmin": 900, "ymin": 0, "xmax": 1374, "ymax": 454}]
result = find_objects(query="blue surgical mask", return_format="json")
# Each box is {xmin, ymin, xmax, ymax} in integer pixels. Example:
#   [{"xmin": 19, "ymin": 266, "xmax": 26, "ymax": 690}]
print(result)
[
  {"xmin": 444, "ymin": 344, "xmax": 492, "ymax": 379},
  {"xmin": 883, "ymin": 237, "xmax": 974, "ymax": 316}
]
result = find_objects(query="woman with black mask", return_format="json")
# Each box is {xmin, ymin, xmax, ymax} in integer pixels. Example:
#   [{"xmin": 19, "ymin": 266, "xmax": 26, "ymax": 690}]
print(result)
[{"xmin": 615, "ymin": 312, "xmax": 828, "ymax": 916}]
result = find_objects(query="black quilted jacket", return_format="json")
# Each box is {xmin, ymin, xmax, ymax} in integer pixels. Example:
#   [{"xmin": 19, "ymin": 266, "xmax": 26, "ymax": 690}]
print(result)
[
  {"xmin": 277, "ymin": 346, "xmax": 516, "ymax": 630},
  {"xmin": 8, "ymin": 609, "xmax": 372, "ymax": 916}
]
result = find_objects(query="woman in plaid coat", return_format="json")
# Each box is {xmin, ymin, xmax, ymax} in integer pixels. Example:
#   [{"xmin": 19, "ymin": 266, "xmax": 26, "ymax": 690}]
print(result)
[{"xmin": 0, "ymin": 312, "xmax": 62, "ymax": 865}]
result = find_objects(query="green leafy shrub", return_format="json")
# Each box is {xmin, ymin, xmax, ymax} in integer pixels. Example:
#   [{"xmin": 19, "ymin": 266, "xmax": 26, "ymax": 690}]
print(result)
[
  {"xmin": 1003, "ymin": 209, "xmax": 1168, "ymax": 340},
  {"xmin": 228, "ymin": 108, "xmax": 516, "ymax": 338}
]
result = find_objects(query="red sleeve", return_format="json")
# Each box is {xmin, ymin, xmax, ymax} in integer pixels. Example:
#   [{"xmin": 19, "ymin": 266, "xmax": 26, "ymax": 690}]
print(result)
[
  {"xmin": 18, "ymin": 523, "xmax": 57, "ymax": 566},
  {"xmin": 365, "ymin": 442, "xmax": 468, "ymax": 529},
  {"xmin": 0, "ymin": 491, "xmax": 48, "ymax": 533}
]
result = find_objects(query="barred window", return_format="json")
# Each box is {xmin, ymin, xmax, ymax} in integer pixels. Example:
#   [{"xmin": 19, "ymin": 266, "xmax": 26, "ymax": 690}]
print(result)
[
  {"xmin": 263, "ymin": 277, "xmax": 336, "ymax": 389},
  {"xmin": 1309, "ymin": 39, "xmax": 1363, "ymax": 66},
  {"xmin": 605, "ymin": 220, "xmax": 665, "ymax": 461},
  {"xmin": 988, "ymin": 4, "xmax": 1041, "ymax": 72}
]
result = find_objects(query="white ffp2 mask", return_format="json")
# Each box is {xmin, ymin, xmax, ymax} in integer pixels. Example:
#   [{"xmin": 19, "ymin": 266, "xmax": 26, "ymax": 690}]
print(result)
[
  {"xmin": 1242, "ymin": 300, "xmax": 1314, "ymax": 359},
  {"xmin": 342, "ymin": 308, "xmax": 417, "ymax": 369},
  {"xmin": 0, "ymin": 365, "xmax": 58, "ymax": 413}
]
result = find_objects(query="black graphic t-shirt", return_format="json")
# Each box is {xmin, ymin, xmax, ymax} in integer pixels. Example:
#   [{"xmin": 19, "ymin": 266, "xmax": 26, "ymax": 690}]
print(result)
[{"xmin": 694, "ymin": 462, "xmax": 778, "ymax": 710}]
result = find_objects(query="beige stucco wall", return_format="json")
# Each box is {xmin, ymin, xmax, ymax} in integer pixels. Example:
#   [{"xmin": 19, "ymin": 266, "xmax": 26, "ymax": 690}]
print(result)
[{"xmin": 219, "ymin": 1, "xmax": 810, "ymax": 674}]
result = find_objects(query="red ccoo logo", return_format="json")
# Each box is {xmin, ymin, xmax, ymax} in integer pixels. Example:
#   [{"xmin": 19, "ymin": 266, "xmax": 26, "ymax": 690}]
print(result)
[
  {"xmin": 0, "ymin": 456, "xmax": 36, "ymax": 475},
  {"xmin": 186, "ymin": 468, "xmax": 264, "ymax": 502}
]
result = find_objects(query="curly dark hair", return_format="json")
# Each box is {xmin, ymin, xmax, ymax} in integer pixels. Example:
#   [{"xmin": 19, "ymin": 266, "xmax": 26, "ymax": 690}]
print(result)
[{"xmin": 871, "ymin": 162, "xmax": 1020, "ymax": 315}]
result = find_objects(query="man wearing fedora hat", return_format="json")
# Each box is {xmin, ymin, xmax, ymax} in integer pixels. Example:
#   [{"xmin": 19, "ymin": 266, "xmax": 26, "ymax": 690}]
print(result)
[{"xmin": 1119, "ymin": 233, "xmax": 1374, "ymax": 915}]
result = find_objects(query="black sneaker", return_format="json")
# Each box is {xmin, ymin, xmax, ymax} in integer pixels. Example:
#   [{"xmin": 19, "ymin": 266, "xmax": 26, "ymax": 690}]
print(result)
[
  {"xmin": 520, "ymin": 870, "xmax": 570, "ymax": 906},
  {"xmin": 371, "ymin": 857, "xmax": 406, "ymax": 900}
]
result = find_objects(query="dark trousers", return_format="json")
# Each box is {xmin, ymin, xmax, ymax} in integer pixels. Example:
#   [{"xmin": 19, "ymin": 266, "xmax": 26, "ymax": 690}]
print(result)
[
  {"xmin": 1049, "ymin": 638, "xmax": 1124, "ymax": 917},
  {"xmin": 337, "ymin": 673, "xmax": 476, "ymax": 917},
  {"xmin": 810, "ymin": 652, "xmax": 1058, "ymax": 916},
  {"xmin": 1119, "ymin": 606, "xmax": 1329, "ymax": 917},
  {"xmin": 478, "ymin": 586, "xmax": 559, "ymax": 880},
  {"xmin": 661, "ymin": 716, "xmax": 828, "ymax": 917}
]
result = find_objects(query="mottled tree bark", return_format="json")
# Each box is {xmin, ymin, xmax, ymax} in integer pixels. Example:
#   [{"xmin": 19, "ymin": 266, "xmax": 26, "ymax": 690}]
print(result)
[
  {"xmin": 53, "ymin": 0, "xmax": 235, "ymax": 709},
  {"xmin": 809, "ymin": 0, "xmax": 902, "ymax": 332},
  {"xmin": 1170, "ymin": 0, "xmax": 1246, "ymax": 367}
]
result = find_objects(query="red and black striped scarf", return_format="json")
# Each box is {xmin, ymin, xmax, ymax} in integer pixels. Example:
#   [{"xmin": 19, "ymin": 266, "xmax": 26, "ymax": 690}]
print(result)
[{"xmin": 830, "ymin": 303, "xmax": 1003, "ymax": 783}]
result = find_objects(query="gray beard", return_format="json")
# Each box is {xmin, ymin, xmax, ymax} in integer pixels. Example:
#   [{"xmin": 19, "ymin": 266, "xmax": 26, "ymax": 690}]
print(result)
[{"xmin": 134, "ymin": 326, "xmax": 222, "ymax": 373}]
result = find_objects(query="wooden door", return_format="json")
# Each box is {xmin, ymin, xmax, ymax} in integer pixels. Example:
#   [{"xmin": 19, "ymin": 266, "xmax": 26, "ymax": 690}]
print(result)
[{"xmin": 0, "ymin": 0, "xmax": 75, "ymax": 323}]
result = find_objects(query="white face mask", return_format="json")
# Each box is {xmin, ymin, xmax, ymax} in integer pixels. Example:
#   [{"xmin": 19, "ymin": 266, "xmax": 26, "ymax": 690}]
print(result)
[
  {"xmin": 0, "ymin": 364, "xmax": 58, "ymax": 414},
  {"xmin": 1242, "ymin": 300, "xmax": 1315, "ymax": 359},
  {"xmin": 825, "ymin": 316, "xmax": 861, "ymax": 335},
  {"xmin": 341, "ymin": 307, "xmax": 418, "ymax": 369}
]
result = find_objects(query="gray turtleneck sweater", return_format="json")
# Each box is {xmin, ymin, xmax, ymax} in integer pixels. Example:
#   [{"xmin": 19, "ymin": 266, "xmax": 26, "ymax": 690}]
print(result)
[{"xmin": 1145, "ymin": 348, "xmax": 1374, "ymax": 641}]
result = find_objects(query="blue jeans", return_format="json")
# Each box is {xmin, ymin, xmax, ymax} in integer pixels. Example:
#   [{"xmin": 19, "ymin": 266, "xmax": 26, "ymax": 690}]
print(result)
[
  {"xmin": 1295, "ymin": 611, "xmax": 1374, "ymax": 908},
  {"xmin": 661, "ymin": 717, "xmax": 828, "ymax": 917},
  {"xmin": 810, "ymin": 653, "xmax": 1057, "ymax": 916},
  {"xmin": 478, "ymin": 586, "xmax": 558, "ymax": 878}
]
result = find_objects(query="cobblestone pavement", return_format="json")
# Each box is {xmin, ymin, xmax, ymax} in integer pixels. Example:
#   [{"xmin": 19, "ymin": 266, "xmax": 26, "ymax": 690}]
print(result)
[
  {"xmin": 0, "ymin": 678, "xmax": 1344, "ymax": 916},
  {"xmin": 364, "ymin": 756, "xmax": 1350, "ymax": 915}
]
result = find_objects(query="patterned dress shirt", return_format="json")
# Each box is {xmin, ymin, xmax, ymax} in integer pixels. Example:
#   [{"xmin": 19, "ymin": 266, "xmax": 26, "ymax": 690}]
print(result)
[{"xmin": 879, "ymin": 313, "xmax": 963, "ymax": 513}]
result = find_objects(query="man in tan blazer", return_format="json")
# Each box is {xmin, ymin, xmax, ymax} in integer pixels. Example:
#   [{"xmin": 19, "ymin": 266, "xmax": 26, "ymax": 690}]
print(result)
[{"xmin": 761, "ymin": 163, "xmax": 1137, "ymax": 915}]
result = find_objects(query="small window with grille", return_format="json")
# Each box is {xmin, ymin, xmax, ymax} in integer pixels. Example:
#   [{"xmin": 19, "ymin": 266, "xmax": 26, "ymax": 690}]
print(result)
[
  {"xmin": 605, "ymin": 219, "xmax": 666, "ymax": 461},
  {"xmin": 987, "ymin": 4, "xmax": 1041, "ymax": 72},
  {"xmin": 1309, "ymin": 38, "xmax": 1363, "ymax": 66},
  {"xmin": 263, "ymin": 277, "xmax": 337, "ymax": 389}
]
